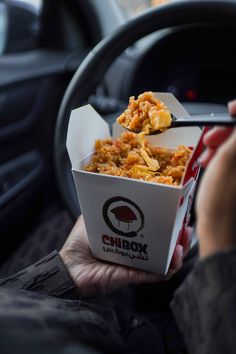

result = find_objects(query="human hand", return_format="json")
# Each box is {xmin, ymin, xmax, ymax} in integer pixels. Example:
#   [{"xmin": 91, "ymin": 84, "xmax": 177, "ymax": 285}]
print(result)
[
  {"xmin": 199, "ymin": 100, "xmax": 236, "ymax": 167},
  {"xmin": 196, "ymin": 101, "xmax": 236, "ymax": 258},
  {"xmin": 60, "ymin": 215, "xmax": 191, "ymax": 297}
]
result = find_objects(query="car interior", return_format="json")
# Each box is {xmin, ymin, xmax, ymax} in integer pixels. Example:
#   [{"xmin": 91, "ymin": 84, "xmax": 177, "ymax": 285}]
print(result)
[{"xmin": 0, "ymin": 0, "xmax": 236, "ymax": 277}]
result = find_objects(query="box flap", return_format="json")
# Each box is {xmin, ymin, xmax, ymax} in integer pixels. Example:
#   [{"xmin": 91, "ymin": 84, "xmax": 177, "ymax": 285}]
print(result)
[
  {"xmin": 155, "ymin": 92, "xmax": 189, "ymax": 118},
  {"xmin": 147, "ymin": 126, "xmax": 202, "ymax": 149},
  {"xmin": 66, "ymin": 104, "xmax": 110, "ymax": 167},
  {"xmin": 182, "ymin": 126, "xmax": 209, "ymax": 185},
  {"xmin": 112, "ymin": 121, "xmax": 126, "ymax": 138}
]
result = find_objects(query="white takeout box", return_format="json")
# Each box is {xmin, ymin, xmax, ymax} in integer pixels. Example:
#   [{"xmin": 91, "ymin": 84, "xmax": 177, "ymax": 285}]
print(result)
[{"xmin": 67, "ymin": 93, "xmax": 204, "ymax": 275}]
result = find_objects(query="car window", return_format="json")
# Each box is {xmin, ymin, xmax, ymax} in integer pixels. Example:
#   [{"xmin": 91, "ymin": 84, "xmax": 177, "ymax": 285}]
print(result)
[
  {"xmin": 0, "ymin": 2, "xmax": 7, "ymax": 54},
  {"xmin": 116, "ymin": 0, "xmax": 172, "ymax": 19},
  {"xmin": 0, "ymin": 0, "xmax": 42, "ymax": 54}
]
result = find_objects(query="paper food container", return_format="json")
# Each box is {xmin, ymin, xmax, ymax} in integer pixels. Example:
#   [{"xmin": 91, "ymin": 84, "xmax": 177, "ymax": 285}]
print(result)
[{"xmin": 67, "ymin": 93, "xmax": 204, "ymax": 275}]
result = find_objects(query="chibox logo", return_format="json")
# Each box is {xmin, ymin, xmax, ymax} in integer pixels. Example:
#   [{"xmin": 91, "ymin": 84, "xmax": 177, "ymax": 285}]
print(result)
[{"xmin": 103, "ymin": 196, "xmax": 145, "ymax": 237}]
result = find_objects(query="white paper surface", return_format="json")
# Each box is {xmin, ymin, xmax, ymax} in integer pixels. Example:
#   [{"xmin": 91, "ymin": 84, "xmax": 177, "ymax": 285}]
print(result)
[
  {"xmin": 66, "ymin": 104, "xmax": 110, "ymax": 167},
  {"xmin": 155, "ymin": 92, "xmax": 189, "ymax": 118},
  {"xmin": 67, "ymin": 93, "xmax": 203, "ymax": 274}
]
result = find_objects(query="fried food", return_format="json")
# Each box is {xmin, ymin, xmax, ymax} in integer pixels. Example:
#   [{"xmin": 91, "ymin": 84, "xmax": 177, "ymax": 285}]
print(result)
[
  {"xmin": 84, "ymin": 132, "xmax": 192, "ymax": 186},
  {"xmin": 117, "ymin": 91, "xmax": 172, "ymax": 134}
]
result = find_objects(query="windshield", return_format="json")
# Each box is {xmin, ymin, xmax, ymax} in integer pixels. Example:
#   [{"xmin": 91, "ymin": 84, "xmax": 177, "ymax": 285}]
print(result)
[{"xmin": 116, "ymin": 0, "xmax": 172, "ymax": 19}]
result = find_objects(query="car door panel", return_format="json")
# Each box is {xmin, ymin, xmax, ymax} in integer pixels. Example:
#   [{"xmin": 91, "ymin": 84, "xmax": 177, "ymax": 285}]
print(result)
[{"xmin": 0, "ymin": 49, "xmax": 86, "ymax": 260}]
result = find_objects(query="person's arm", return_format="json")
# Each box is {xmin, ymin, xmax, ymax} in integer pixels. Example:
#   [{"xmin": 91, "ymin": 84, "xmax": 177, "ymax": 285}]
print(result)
[
  {"xmin": 172, "ymin": 246, "xmax": 236, "ymax": 354},
  {"xmin": 171, "ymin": 100, "xmax": 236, "ymax": 354},
  {"xmin": 0, "ymin": 251, "xmax": 77, "ymax": 298}
]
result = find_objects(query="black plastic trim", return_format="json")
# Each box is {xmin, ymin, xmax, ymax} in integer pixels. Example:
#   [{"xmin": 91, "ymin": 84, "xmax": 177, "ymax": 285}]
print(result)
[{"xmin": 0, "ymin": 151, "xmax": 43, "ymax": 208}]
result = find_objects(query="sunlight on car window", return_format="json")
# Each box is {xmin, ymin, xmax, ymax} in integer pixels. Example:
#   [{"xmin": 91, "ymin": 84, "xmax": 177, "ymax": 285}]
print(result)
[
  {"xmin": 116, "ymin": 0, "xmax": 172, "ymax": 18},
  {"xmin": 0, "ymin": 2, "xmax": 7, "ymax": 54},
  {"xmin": 11, "ymin": 0, "xmax": 42, "ymax": 12},
  {"xmin": 1, "ymin": 0, "xmax": 43, "ymax": 54}
]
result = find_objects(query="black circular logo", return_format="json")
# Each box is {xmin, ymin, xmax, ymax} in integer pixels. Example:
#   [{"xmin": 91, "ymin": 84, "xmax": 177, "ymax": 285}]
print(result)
[{"xmin": 103, "ymin": 196, "xmax": 145, "ymax": 237}]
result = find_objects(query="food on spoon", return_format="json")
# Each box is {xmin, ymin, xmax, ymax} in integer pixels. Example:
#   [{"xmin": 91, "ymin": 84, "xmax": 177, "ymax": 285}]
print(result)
[
  {"xmin": 117, "ymin": 91, "xmax": 172, "ymax": 134},
  {"xmin": 117, "ymin": 91, "xmax": 173, "ymax": 171}
]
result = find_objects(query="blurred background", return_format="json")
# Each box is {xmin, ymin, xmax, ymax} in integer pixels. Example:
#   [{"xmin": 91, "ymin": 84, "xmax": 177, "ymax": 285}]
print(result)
[
  {"xmin": 0, "ymin": 0, "xmax": 235, "ymax": 278},
  {"xmin": 0, "ymin": 0, "xmax": 173, "ymax": 55},
  {"xmin": 116, "ymin": 0, "xmax": 171, "ymax": 18}
]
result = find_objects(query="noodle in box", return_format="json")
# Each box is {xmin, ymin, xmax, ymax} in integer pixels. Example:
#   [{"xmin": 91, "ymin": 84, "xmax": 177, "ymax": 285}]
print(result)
[{"xmin": 66, "ymin": 92, "xmax": 205, "ymax": 275}]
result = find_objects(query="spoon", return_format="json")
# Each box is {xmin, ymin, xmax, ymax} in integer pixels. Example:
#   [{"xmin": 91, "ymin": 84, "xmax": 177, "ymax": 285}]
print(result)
[{"xmin": 125, "ymin": 113, "xmax": 236, "ymax": 135}]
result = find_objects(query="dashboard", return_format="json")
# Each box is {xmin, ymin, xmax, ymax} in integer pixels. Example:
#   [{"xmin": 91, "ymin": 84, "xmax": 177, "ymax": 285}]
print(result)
[{"xmin": 117, "ymin": 25, "xmax": 236, "ymax": 105}]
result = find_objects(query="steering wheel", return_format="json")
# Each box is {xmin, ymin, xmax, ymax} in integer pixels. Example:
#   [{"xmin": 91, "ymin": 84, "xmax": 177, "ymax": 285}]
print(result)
[{"xmin": 54, "ymin": 0, "xmax": 236, "ymax": 220}]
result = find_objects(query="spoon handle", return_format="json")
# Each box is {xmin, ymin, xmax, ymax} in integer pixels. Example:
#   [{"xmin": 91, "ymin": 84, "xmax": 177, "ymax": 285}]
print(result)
[{"xmin": 172, "ymin": 113, "xmax": 235, "ymax": 127}]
